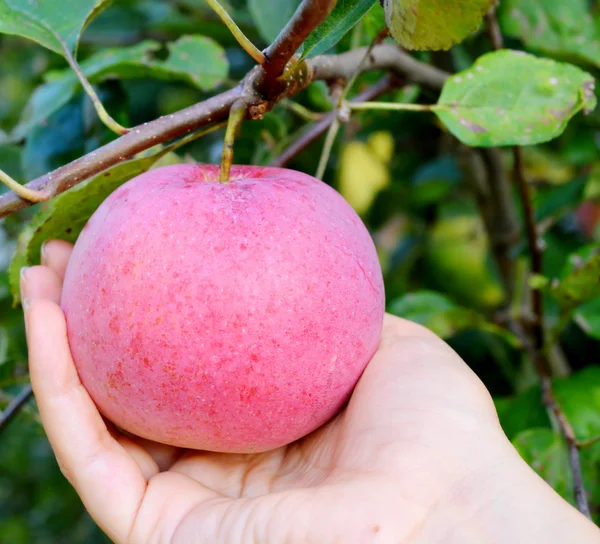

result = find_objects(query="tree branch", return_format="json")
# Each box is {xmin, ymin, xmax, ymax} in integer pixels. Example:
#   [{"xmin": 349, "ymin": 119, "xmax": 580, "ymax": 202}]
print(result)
[
  {"xmin": 485, "ymin": 7, "xmax": 591, "ymax": 519},
  {"xmin": 262, "ymin": 0, "xmax": 336, "ymax": 83},
  {"xmin": 311, "ymin": 44, "xmax": 448, "ymax": 88},
  {"xmin": 0, "ymin": 384, "xmax": 33, "ymax": 432},
  {"xmin": 0, "ymin": 45, "xmax": 446, "ymax": 219},
  {"xmin": 271, "ymin": 75, "xmax": 393, "ymax": 168}
]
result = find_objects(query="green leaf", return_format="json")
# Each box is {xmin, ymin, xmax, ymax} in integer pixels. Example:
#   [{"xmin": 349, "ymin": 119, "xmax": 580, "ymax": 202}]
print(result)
[
  {"xmin": 513, "ymin": 429, "xmax": 572, "ymax": 497},
  {"xmin": 147, "ymin": 35, "xmax": 229, "ymax": 90},
  {"xmin": 575, "ymin": 297, "xmax": 600, "ymax": 340},
  {"xmin": 13, "ymin": 37, "xmax": 228, "ymax": 140},
  {"xmin": 0, "ymin": 0, "xmax": 111, "ymax": 55},
  {"xmin": 388, "ymin": 290, "xmax": 517, "ymax": 343},
  {"xmin": 383, "ymin": 0, "xmax": 493, "ymax": 51},
  {"xmin": 499, "ymin": 0, "xmax": 600, "ymax": 69},
  {"xmin": 534, "ymin": 176, "xmax": 588, "ymax": 223},
  {"xmin": 434, "ymin": 50, "xmax": 597, "ymax": 147},
  {"xmin": 8, "ymin": 155, "xmax": 165, "ymax": 304},
  {"xmin": 248, "ymin": 0, "xmax": 301, "ymax": 44},
  {"xmin": 364, "ymin": 3, "xmax": 387, "ymax": 40},
  {"xmin": 512, "ymin": 427, "xmax": 600, "ymax": 515},
  {"xmin": 551, "ymin": 245, "xmax": 600, "ymax": 308},
  {"xmin": 303, "ymin": 0, "xmax": 377, "ymax": 58},
  {"xmin": 500, "ymin": 367, "xmax": 600, "ymax": 442},
  {"xmin": 554, "ymin": 366, "xmax": 600, "ymax": 441}
]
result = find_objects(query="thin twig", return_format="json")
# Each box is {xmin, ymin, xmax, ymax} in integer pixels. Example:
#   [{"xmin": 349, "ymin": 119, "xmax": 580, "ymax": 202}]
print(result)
[
  {"xmin": 0, "ymin": 45, "xmax": 448, "ymax": 219},
  {"xmin": 205, "ymin": 0, "xmax": 265, "ymax": 65},
  {"xmin": 282, "ymin": 100, "xmax": 324, "ymax": 122},
  {"xmin": 60, "ymin": 36, "xmax": 129, "ymax": 136},
  {"xmin": 514, "ymin": 144, "xmax": 545, "ymax": 353},
  {"xmin": 578, "ymin": 435, "xmax": 600, "ymax": 448},
  {"xmin": 485, "ymin": 7, "xmax": 591, "ymax": 519},
  {"xmin": 262, "ymin": 0, "xmax": 336, "ymax": 83},
  {"xmin": 0, "ymin": 169, "xmax": 49, "ymax": 202},
  {"xmin": 0, "ymin": 384, "xmax": 33, "ymax": 432},
  {"xmin": 271, "ymin": 76, "xmax": 393, "ymax": 168},
  {"xmin": 315, "ymin": 117, "xmax": 341, "ymax": 180},
  {"xmin": 541, "ymin": 377, "xmax": 592, "ymax": 518},
  {"xmin": 315, "ymin": 32, "xmax": 384, "ymax": 180}
]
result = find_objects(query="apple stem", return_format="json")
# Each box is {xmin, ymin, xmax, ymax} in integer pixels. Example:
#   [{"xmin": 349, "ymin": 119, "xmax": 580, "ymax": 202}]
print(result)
[
  {"xmin": 220, "ymin": 100, "xmax": 248, "ymax": 182},
  {"xmin": 205, "ymin": 0, "xmax": 266, "ymax": 66},
  {"xmin": 0, "ymin": 169, "xmax": 49, "ymax": 202}
]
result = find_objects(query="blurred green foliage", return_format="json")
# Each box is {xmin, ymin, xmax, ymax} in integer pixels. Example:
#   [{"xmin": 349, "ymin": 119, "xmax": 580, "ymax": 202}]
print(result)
[{"xmin": 1, "ymin": 0, "xmax": 600, "ymax": 540}]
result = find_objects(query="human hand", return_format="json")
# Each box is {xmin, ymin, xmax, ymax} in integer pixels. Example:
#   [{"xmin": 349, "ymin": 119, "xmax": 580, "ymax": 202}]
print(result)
[{"xmin": 21, "ymin": 240, "xmax": 600, "ymax": 543}]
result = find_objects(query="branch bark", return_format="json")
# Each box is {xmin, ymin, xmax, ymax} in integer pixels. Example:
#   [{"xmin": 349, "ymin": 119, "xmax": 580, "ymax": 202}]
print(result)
[
  {"xmin": 271, "ymin": 75, "xmax": 393, "ymax": 168},
  {"xmin": 0, "ymin": 45, "xmax": 447, "ymax": 219},
  {"xmin": 262, "ymin": 0, "xmax": 336, "ymax": 83},
  {"xmin": 485, "ymin": 7, "xmax": 591, "ymax": 519},
  {"xmin": 0, "ymin": 384, "xmax": 33, "ymax": 432}
]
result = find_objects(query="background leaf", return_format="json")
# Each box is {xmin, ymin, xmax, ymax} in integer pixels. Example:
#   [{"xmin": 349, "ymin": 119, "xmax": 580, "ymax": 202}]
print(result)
[
  {"xmin": 388, "ymin": 290, "xmax": 517, "ymax": 342},
  {"xmin": 8, "ymin": 155, "xmax": 166, "ymax": 303},
  {"xmin": 13, "ymin": 36, "xmax": 228, "ymax": 141},
  {"xmin": 0, "ymin": 0, "xmax": 110, "ymax": 55},
  {"xmin": 248, "ymin": 0, "xmax": 301, "ymax": 44},
  {"xmin": 383, "ymin": 0, "xmax": 493, "ymax": 51},
  {"xmin": 575, "ymin": 297, "xmax": 600, "ymax": 340},
  {"xmin": 302, "ymin": 0, "xmax": 377, "ymax": 58},
  {"xmin": 434, "ymin": 50, "xmax": 597, "ymax": 147},
  {"xmin": 551, "ymin": 245, "xmax": 600, "ymax": 308},
  {"xmin": 499, "ymin": 0, "xmax": 600, "ymax": 69},
  {"xmin": 512, "ymin": 428, "xmax": 600, "ymax": 514}
]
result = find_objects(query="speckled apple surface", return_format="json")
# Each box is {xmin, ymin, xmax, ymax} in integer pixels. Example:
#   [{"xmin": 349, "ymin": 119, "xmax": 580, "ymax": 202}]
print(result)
[{"xmin": 61, "ymin": 164, "xmax": 385, "ymax": 453}]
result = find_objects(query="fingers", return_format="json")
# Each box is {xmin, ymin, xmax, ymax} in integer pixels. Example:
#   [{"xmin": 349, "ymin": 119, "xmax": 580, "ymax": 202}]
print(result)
[
  {"xmin": 40, "ymin": 240, "xmax": 73, "ymax": 279},
  {"xmin": 21, "ymin": 264, "xmax": 147, "ymax": 544}
]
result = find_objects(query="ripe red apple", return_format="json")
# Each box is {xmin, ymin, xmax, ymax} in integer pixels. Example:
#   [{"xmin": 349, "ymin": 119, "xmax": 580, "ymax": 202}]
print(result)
[{"xmin": 61, "ymin": 165, "xmax": 385, "ymax": 453}]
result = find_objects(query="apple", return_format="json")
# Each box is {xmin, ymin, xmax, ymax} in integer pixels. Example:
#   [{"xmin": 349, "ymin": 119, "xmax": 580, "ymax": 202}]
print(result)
[{"xmin": 61, "ymin": 164, "xmax": 385, "ymax": 453}]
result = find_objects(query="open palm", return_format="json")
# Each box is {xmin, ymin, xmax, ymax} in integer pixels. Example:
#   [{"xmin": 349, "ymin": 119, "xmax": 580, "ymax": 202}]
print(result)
[{"xmin": 22, "ymin": 240, "xmax": 598, "ymax": 544}]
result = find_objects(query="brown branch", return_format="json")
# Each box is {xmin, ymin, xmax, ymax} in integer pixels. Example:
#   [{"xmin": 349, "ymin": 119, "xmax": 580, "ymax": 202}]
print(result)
[
  {"xmin": 0, "ymin": 45, "xmax": 447, "ymax": 219},
  {"xmin": 311, "ymin": 44, "xmax": 448, "ymax": 88},
  {"xmin": 485, "ymin": 7, "xmax": 591, "ymax": 519},
  {"xmin": 480, "ymin": 148, "xmax": 520, "ymax": 300},
  {"xmin": 513, "ymin": 148, "xmax": 545, "ymax": 351},
  {"xmin": 541, "ymin": 377, "xmax": 592, "ymax": 519},
  {"xmin": 262, "ymin": 0, "xmax": 336, "ymax": 83},
  {"xmin": 271, "ymin": 75, "xmax": 393, "ymax": 168},
  {"xmin": 0, "ymin": 384, "xmax": 33, "ymax": 432}
]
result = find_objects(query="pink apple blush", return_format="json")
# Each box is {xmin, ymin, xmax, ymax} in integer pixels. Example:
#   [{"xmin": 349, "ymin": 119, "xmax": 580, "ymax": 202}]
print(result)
[{"xmin": 61, "ymin": 164, "xmax": 385, "ymax": 453}]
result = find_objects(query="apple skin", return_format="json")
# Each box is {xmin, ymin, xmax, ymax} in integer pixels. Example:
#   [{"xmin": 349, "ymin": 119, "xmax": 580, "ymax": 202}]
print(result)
[{"xmin": 61, "ymin": 164, "xmax": 385, "ymax": 453}]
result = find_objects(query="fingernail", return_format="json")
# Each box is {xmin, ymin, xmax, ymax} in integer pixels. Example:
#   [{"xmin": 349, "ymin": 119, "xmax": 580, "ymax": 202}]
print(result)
[
  {"xmin": 41, "ymin": 241, "xmax": 48, "ymax": 265},
  {"xmin": 20, "ymin": 266, "xmax": 30, "ymax": 282},
  {"xmin": 22, "ymin": 297, "xmax": 31, "ymax": 311}
]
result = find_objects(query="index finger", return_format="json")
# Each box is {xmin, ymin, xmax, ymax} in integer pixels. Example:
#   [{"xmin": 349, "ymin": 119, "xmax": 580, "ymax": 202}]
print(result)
[{"xmin": 22, "ymin": 265, "xmax": 148, "ymax": 544}]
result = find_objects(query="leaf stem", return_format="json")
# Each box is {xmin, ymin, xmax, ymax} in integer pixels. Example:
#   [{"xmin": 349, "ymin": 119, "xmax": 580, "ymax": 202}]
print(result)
[
  {"xmin": 220, "ymin": 99, "xmax": 247, "ymax": 182},
  {"xmin": 282, "ymin": 100, "xmax": 324, "ymax": 122},
  {"xmin": 349, "ymin": 101, "xmax": 433, "ymax": 112},
  {"xmin": 315, "ymin": 117, "xmax": 340, "ymax": 180},
  {"xmin": 60, "ymin": 39, "xmax": 129, "ymax": 136},
  {"xmin": 0, "ymin": 169, "xmax": 49, "ymax": 202},
  {"xmin": 205, "ymin": 0, "xmax": 265, "ymax": 65}
]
